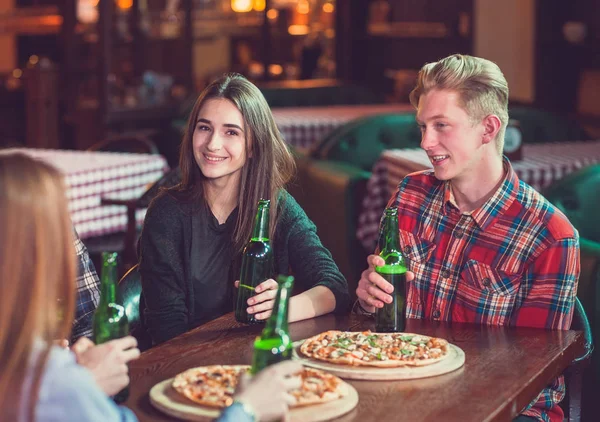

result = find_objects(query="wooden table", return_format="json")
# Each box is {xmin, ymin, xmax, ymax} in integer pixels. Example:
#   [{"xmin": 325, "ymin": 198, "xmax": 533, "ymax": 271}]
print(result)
[{"xmin": 125, "ymin": 313, "xmax": 584, "ymax": 422}]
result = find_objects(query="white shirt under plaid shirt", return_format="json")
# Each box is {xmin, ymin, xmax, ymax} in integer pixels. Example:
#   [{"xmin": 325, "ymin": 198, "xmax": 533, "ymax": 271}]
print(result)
[{"xmin": 72, "ymin": 231, "xmax": 100, "ymax": 343}]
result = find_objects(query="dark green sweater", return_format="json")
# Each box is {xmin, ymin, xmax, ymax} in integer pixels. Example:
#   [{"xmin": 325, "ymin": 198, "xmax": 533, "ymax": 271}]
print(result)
[{"xmin": 139, "ymin": 191, "xmax": 350, "ymax": 344}]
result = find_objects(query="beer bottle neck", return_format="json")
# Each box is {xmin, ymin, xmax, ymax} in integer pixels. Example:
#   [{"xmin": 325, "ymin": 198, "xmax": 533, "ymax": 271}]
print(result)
[
  {"xmin": 251, "ymin": 201, "xmax": 270, "ymax": 242},
  {"xmin": 378, "ymin": 208, "xmax": 405, "ymax": 270},
  {"xmin": 381, "ymin": 214, "xmax": 400, "ymax": 254},
  {"xmin": 99, "ymin": 252, "xmax": 119, "ymax": 305},
  {"xmin": 261, "ymin": 276, "xmax": 293, "ymax": 339}
]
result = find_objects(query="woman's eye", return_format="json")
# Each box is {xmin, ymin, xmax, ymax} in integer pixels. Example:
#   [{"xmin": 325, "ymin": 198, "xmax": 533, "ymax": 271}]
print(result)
[
  {"xmin": 226, "ymin": 130, "xmax": 239, "ymax": 136},
  {"xmin": 197, "ymin": 124, "xmax": 210, "ymax": 131}
]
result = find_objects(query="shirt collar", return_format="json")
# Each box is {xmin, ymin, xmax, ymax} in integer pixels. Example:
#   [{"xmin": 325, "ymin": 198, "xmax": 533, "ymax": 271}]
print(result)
[{"xmin": 442, "ymin": 157, "xmax": 520, "ymax": 231}]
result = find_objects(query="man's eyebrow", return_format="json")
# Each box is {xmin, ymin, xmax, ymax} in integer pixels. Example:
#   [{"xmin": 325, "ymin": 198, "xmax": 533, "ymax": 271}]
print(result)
[{"xmin": 415, "ymin": 114, "xmax": 447, "ymax": 124}]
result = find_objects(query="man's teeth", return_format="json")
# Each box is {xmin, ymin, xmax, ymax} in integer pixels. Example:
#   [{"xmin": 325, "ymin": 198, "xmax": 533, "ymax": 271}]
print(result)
[{"xmin": 432, "ymin": 155, "xmax": 449, "ymax": 162}]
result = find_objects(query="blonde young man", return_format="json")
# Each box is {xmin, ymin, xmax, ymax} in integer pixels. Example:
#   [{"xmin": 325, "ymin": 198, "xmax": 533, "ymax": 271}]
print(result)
[{"xmin": 355, "ymin": 54, "xmax": 579, "ymax": 422}]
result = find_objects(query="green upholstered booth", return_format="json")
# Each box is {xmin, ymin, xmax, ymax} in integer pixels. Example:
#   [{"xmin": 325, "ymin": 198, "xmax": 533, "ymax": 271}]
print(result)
[
  {"xmin": 117, "ymin": 264, "xmax": 152, "ymax": 351},
  {"xmin": 543, "ymin": 164, "xmax": 600, "ymax": 243},
  {"xmin": 574, "ymin": 238, "xmax": 600, "ymax": 420},
  {"xmin": 288, "ymin": 112, "xmax": 420, "ymax": 291},
  {"xmin": 288, "ymin": 156, "xmax": 371, "ymax": 298},
  {"xmin": 312, "ymin": 112, "xmax": 421, "ymax": 171}
]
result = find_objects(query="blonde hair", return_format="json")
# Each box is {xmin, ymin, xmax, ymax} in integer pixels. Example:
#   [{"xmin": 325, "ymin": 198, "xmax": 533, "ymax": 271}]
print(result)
[
  {"xmin": 409, "ymin": 54, "xmax": 509, "ymax": 154},
  {"xmin": 0, "ymin": 153, "xmax": 76, "ymax": 421}
]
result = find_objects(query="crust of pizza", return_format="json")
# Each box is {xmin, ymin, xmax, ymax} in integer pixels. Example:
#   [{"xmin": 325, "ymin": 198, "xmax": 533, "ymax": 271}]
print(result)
[{"xmin": 300, "ymin": 330, "xmax": 450, "ymax": 368}]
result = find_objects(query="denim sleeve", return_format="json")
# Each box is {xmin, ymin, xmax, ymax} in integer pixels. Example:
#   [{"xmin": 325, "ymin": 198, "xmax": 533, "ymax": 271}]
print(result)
[
  {"xmin": 215, "ymin": 403, "xmax": 254, "ymax": 422},
  {"xmin": 35, "ymin": 349, "xmax": 138, "ymax": 422}
]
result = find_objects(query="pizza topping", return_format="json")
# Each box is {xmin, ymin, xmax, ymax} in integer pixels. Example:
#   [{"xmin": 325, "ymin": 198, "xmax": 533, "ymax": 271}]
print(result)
[
  {"xmin": 376, "ymin": 352, "xmax": 388, "ymax": 361},
  {"xmin": 173, "ymin": 365, "xmax": 345, "ymax": 409},
  {"xmin": 300, "ymin": 330, "xmax": 451, "ymax": 368}
]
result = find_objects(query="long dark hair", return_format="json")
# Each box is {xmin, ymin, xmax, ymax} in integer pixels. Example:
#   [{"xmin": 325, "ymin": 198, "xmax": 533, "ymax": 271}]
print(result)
[{"xmin": 175, "ymin": 73, "xmax": 296, "ymax": 253}]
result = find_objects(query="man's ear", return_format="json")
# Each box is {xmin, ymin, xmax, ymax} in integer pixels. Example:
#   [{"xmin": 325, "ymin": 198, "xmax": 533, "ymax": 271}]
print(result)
[{"xmin": 482, "ymin": 114, "xmax": 502, "ymax": 145}]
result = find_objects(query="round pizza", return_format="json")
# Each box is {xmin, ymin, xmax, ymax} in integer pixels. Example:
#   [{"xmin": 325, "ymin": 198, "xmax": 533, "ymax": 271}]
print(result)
[
  {"xmin": 172, "ymin": 364, "xmax": 346, "ymax": 409},
  {"xmin": 300, "ymin": 330, "xmax": 450, "ymax": 367}
]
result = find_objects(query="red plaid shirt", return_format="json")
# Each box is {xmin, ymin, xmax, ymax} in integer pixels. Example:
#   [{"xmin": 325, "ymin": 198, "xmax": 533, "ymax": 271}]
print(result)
[{"xmin": 385, "ymin": 159, "xmax": 580, "ymax": 422}]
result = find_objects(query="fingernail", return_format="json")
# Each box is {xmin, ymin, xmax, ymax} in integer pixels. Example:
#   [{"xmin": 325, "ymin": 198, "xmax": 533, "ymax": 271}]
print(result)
[
  {"xmin": 386, "ymin": 297, "xmax": 392, "ymax": 303},
  {"xmin": 387, "ymin": 287, "xmax": 394, "ymax": 294},
  {"xmin": 247, "ymin": 299, "xmax": 254, "ymax": 305},
  {"xmin": 247, "ymin": 307, "xmax": 253, "ymax": 313},
  {"xmin": 255, "ymin": 287, "xmax": 261, "ymax": 293}
]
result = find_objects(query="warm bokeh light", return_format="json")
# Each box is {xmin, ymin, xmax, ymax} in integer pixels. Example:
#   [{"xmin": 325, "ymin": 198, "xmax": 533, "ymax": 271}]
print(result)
[
  {"xmin": 267, "ymin": 9, "xmax": 279, "ymax": 20},
  {"xmin": 297, "ymin": 0, "xmax": 310, "ymax": 14},
  {"xmin": 322, "ymin": 2, "xmax": 334, "ymax": 13},
  {"xmin": 116, "ymin": 0, "xmax": 133, "ymax": 10},
  {"xmin": 288, "ymin": 24, "xmax": 309, "ymax": 35},
  {"xmin": 268, "ymin": 64, "xmax": 283, "ymax": 76},
  {"xmin": 12, "ymin": 69, "xmax": 23, "ymax": 78},
  {"xmin": 253, "ymin": 0, "xmax": 266, "ymax": 12},
  {"xmin": 78, "ymin": 0, "xmax": 99, "ymax": 23},
  {"xmin": 231, "ymin": 0, "xmax": 253, "ymax": 13},
  {"xmin": 29, "ymin": 55, "xmax": 39, "ymax": 65}
]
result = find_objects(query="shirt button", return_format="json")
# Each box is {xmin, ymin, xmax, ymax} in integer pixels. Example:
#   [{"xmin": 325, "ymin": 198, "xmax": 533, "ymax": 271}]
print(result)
[
  {"xmin": 441, "ymin": 269, "xmax": 450, "ymax": 278},
  {"xmin": 403, "ymin": 246, "xmax": 412, "ymax": 255},
  {"xmin": 433, "ymin": 309, "xmax": 441, "ymax": 319},
  {"xmin": 455, "ymin": 228, "xmax": 464, "ymax": 239},
  {"xmin": 482, "ymin": 277, "xmax": 491, "ymax": 287}
]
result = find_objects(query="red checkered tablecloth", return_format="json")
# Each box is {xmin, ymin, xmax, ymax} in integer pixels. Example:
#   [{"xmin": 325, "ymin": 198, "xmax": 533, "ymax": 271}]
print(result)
[
  {"xmin": 272, "ymin": 103, "xmax": 414, "ymax": 150},
  {"xmin": 6, "ymin": 148, "xmax": 169, "ymax": 239},
  {"xmin": 356, "ymin": 140, "xmax": 600, "ymax": 252}
]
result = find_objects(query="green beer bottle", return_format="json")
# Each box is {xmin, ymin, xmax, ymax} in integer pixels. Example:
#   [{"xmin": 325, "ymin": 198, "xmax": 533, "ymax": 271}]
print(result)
[
  {"xmin": 235, "ymin": 199, "xmax": 274, "ymax": 324},
  {"xmin": 375, "ymin": 207, "xmax": 407, "ymax": 332},
  {"xmin": 250, "ymin": 275, "xmax": 294, "ymax": 374},
  {"xmin": 92, "ymin": 252, "xmax": 130, "ymax": 403}
]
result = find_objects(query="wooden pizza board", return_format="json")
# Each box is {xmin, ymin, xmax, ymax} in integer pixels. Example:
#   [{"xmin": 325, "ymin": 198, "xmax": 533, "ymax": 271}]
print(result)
[
  {"xmin": 149, "ymin": 376, "xmax": 359, "ymax": 422},
  {"xmin": 292, "ymin": 340, "xmax": 465, "ymax": 381}
]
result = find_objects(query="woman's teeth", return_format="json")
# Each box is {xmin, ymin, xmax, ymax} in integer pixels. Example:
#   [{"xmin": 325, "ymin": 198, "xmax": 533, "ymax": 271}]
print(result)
[{"xmin": 205, "ymin": 155, "xmax": 226, "ymax": 162}]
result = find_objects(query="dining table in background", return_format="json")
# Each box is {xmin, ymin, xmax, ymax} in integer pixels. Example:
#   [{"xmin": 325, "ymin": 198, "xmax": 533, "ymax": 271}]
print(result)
[
  {"xmin": 272, "ymin": 103, "xmax": 415, "ymax": 150},
  {"xmin": 5, "ymin": 148, "xmax": 169, "ymax": 239},
  {"xmin": 357, "ymin": 140, "xmax": 600, "ymax": 252},
  {"xmin": 124, "ymin": 312, "xmax": 584, "ymax": 422}
]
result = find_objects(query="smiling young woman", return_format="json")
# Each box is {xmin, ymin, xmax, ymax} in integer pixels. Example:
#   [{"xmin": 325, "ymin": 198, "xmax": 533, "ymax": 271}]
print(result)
[{"xmin": 138, "ymin": 73, "xmax": 350, "ymax": 346}]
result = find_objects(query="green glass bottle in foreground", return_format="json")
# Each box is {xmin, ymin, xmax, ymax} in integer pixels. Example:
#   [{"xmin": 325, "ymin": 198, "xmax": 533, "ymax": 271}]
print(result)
[
  {"xmin": 92, "ymin": 252, "xmax": 130, "ymax": 403},
  {"xmin": 250, "ymin": 275, "xmax": 294, "ymax": 374},
  {"xmin": 235, "ymin": 199, "xmax": 274, "ymax": 324},
  {"xmin": 375, "ymin": 207, "xmax": 407, "ymax": 333}
]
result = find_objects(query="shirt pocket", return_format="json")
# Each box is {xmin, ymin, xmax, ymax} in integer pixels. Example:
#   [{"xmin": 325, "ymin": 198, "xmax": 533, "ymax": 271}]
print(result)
[
  {"xmin": 398, "ymin": 230, "xmax": 436, "ymax": 264},
  {"xmin": 398, "ymin": 230, "xmax": 435, "ymax": 311},
  {"xmin": 452, "ymin": 259, "xmax": 522, "ymax": 325}
]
